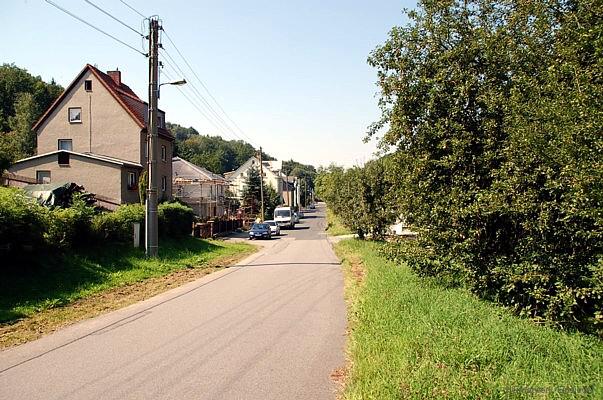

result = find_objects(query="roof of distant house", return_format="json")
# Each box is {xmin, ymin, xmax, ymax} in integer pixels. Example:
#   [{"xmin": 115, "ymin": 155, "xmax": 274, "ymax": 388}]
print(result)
[
  {"xmin": 172, "ymin": 157, "xmax": 226, "ymax": 182},
  {"xmin": 32, "ymin": 64, "xmax": 173, "ymax": 141}
]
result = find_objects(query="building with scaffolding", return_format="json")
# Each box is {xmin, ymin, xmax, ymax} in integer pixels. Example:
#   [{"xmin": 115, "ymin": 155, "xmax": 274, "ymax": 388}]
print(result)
[{"xmin": 172, "ymin": 157, "xmax": 229, "ymax": 219}]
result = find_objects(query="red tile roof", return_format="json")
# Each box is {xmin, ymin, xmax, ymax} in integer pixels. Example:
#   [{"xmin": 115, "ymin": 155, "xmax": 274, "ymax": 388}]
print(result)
[{"xmin": 32, "ymin": 64, "xmax": 174, "ymax": 141}]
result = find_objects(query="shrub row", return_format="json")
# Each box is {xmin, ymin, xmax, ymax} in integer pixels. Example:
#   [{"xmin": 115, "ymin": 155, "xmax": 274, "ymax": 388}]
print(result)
[
  {"xmin": 0, "ymin": 187, "xmax": 194, "ymax": 253},
  {"xmin": 317, "ymin": 1, "xmax": 603, "ymax": 337}
]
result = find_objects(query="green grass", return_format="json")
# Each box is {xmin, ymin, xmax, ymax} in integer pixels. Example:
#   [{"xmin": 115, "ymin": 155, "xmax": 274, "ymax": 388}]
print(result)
[
  {"xmin": 335, "ymin": 239, "xmax": 603, "ymax": 400},
  {"xmin": 326, "ymin": 207, "xmax": 353, "ymax": 236},
  {"xmin": 0, "ymin": 237, "xmax": 253, "ymax": 323}
]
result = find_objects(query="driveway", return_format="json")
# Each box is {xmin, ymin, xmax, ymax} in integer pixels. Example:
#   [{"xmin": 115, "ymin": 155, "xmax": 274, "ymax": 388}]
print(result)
[{"xmin": 0, "ymin": 204, "xmax": 346, "ymax": 400}]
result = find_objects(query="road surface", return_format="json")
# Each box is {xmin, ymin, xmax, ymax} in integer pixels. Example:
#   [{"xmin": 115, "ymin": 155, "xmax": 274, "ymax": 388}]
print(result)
[{"xmin": 0, "ymin": 204, "xmax": 347, "ymax": 399}]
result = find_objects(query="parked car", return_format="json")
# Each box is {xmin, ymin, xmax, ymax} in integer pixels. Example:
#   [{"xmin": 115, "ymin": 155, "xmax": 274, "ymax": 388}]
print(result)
[
  {"xmin": 264, "ymin": 220, "xmax": 280, "ymax": 236},
  {"xmin": 249, "ymin": 223, "xmax": 272, "ymax": 240},
  {"xmin": 297, "ymin": 211, "xmax": 304, "ymax": 219},
  {"xmin": 309, "ymin": 203, "xmax": 315, "ymax": 209}
]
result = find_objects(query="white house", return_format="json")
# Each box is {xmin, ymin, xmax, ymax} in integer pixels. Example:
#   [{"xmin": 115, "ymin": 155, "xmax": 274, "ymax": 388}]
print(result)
[{"xmin": 226, "ymin": 156, "xmax": 285, "ymax": 201}]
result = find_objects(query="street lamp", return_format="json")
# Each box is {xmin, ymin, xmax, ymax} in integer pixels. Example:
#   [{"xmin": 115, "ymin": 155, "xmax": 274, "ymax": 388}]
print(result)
[{"xmin": 158, "ymin": 79, "xmax": 186, "ymax": 98}]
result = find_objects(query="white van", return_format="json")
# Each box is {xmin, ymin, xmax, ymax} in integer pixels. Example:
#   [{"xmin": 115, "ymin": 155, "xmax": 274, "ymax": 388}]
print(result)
[{"xmin": 274, "ymin": 206, "xmax": 295, "ymax": 229}]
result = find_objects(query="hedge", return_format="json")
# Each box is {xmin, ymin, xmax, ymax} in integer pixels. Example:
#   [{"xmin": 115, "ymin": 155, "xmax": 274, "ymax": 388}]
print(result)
[
  {"xmin": 0, "ymin": 187, "xmax": 196, "ymax": 255},
  {"xmin": 0, "ymin": 187, "xmax": 47, "ymax": 253}
]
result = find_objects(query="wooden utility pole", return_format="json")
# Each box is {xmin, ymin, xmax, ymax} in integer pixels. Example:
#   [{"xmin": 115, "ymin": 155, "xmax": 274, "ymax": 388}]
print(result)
[
  {"xmin": 145, "ymin": 17, "xmax": 159, "ymax": 257},
  {"xmin": 258, "ymin": 147, "xmax": 265, "ymax": 221}
]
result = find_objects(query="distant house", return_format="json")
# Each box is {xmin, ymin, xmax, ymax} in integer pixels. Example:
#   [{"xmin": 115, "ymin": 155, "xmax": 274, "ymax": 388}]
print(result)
[
  {"xmin": 226, "ymin": 156, "xmax": 285, "ymax": 201},
  {"xmin": 281, "ymin": 176, "xmax": 296, "ymax": 207},
  {"xmin": 7, "ymin": 64, "xmax": 174, "ymax": 208},
  {"xmin": 172, "ymin": 156, "xmax": 228, "ymax": 218}
]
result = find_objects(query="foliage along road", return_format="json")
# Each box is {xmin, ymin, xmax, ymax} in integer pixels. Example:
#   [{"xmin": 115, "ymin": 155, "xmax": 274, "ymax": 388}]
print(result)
[{"xmin": 0, "ymin": 204, "xmax": 346, "ymax": 399}]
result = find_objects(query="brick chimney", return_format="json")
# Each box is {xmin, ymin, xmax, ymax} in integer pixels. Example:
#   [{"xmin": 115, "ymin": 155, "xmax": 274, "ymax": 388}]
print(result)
[{"xmin": 107, "ymin": 69, "xmax": 121, "ymax": 85}]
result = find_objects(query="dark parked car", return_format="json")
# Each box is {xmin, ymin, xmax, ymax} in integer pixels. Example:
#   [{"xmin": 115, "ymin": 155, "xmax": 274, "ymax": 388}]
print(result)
[{"xmin": 248, "ymin": 223, "xmax": 272, "ymax": 240}]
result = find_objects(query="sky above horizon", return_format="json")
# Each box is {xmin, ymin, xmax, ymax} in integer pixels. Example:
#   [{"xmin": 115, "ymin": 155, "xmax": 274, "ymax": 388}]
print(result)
[{"xmin": 1, "ymin": 0, "xmax": 414, "ymax": 168}]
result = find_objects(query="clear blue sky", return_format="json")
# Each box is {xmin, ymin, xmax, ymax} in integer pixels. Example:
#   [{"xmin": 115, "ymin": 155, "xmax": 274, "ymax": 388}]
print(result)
[{"xmin": 1, "ymin": 0, "xmax": 414, "ymax": 168}]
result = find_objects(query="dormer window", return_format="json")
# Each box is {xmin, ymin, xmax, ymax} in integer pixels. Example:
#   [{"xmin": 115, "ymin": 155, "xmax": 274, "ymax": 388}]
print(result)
[
  {"xmin": 68, "ymin": 107, "xmax": 82, "ymax": 123},
  {"xmin": 158, "ymin": 115, "xmax": 163, "ymax": 128},
  {"xmin": 84, "ymin": 80, "xmax": 92, "ymax": 91}
]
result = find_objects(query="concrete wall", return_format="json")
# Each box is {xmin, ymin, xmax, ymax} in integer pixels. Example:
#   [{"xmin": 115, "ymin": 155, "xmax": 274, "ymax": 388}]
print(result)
[
  {"xmin": 8, "ymin": 153, "xmax": 124, "ymax": 203},
  {"xmin": 36, "ymin": 70, "xmax": 142, "ymax": 163}
]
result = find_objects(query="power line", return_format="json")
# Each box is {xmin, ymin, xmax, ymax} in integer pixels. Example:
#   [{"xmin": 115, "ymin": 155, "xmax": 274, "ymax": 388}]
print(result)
[
  {"xmin": 83, "ymin": 0, "xmax": 143, "ymax": 37},
  {"xmin": 162, "ymin": 29, "xmax": 257, "ymax": 145},
  {"xmin": 161, "ymin": 68, "xmax": 237, "ymax": 140},
  {"xmin": 160, "ymin": 52, "xmax": 254, "ymax": 146},
  {"xmin": 45, "ymin": 0, "xmax": 146, "ymax": 56},
  {"xmin": 160, "ymin": 49, "xmax": 249, "ymax": 143},
  {"xmin": 119, "ymin": 0, "xmax": 146, "ymax": 19}
]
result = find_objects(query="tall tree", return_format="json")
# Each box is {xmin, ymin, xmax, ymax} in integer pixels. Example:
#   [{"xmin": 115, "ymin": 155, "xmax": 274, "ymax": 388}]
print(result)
[
  {"xmin": 365, "ymin": 0, "xmax": 603, "ymax": 332},
  {"xmin": 0, "ymin": 63, "xmax": 62, "ymax": 170}
]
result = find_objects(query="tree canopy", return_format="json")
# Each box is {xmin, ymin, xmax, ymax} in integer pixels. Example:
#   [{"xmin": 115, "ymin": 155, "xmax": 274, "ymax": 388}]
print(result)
[
  {"xmin": 320, "ymin": 0, "xmax": 603, "ymax": 335},
  {"xmin": 0, "ymin": 64, "xmax": 63, "ymax": 171},
  {"xmin": 169, "ymin": 121, "xmax": 274, "ymax": 175},
  {"xmin": 282, "ymin": 159, "xmax": 317, "ymax": 207}
]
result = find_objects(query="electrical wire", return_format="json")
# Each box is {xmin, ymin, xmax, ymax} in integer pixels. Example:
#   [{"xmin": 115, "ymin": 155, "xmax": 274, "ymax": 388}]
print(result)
[
  {"xmin": 160, "ymin": 49, "xmax": 248, "ymax": 143},
  {"xmin": 161, "ymin": 68, "xmax": 238, "ymax": 140},
  {"xmin": 162, "ymin": 29, "xmax": 257, "ymax": 145},
  {"xmin": 119, "ymin": 0, "xmax": 146, "ymax": 19},
  {"xmin": 44, "ymin": 0, "xmax": 146, "ymax": 56},
  {"xmin": 83, "ymin": 0, "xmax": 143, "ymax": 37}
]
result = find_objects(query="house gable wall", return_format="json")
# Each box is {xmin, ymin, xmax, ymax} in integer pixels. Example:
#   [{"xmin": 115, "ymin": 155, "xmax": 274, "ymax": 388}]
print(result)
[{"xmin": 36, "ymin": 70, "xmax": 142, "ymax": 163}]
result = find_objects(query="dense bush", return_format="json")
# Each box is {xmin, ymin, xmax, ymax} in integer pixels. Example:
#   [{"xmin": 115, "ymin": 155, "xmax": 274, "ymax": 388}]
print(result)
[
  {"xmin": 0, "ymin": 187, "xmax": 47, "ymax": 253},
  {"xmin": 158, "ymin": 202, "xmax": 194, "ymax": 237},
  {"xmin": 45, "ymin": 194, "xmax": 95, "ymax": 248},
  {"xmin": 91, "ymin": 203, "xmax": 144, "ymax": 242},
  {"xmin": 315, "ymin": 157, "xmax": 398, "ymax": 239},
  {"xmin": 321, "ymin": 0, "xmax": 603, "ymax": 336}
]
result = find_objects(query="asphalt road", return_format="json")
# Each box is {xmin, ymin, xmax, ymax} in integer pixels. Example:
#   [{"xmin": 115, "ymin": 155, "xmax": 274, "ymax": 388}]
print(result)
[{"xmin": 0, "ymin": 204, "xmax": 347, "ymax": 400}]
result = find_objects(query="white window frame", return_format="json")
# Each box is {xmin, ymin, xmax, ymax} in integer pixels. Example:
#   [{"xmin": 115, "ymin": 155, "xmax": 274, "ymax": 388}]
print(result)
[
  {"xmin": 68, "ymin": 107, "xmax": 82, "ymax": 123},
  {"xmin": 161, "ymin": 176, "xmax": 167, "ymax": 192}
]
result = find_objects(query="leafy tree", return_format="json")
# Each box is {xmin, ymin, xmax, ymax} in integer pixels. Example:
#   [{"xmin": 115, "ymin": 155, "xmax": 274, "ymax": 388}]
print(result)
[
  {"xmin": 283, "ymin": 159, "xmax": 317, "ymax": 206},
  {"xmin": 0, "ymin": 63, "xmax": 63, "ymax": 170},
  {"xmin": 169, "ymin": 121, "xmax": 274, "ymax": 174},
  {"xmin": 241, "ymin": 167, "xmax": 262, "ymax": 215},
  {"xmin": 8, "ymin": 92, "xmax": 37, "ymax": 155},
  {"xmin": 363, "ymin": 0, "xmax": 603, "ymax": 334}
]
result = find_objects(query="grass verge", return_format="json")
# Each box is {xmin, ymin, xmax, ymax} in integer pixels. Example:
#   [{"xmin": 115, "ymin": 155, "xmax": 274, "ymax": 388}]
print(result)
[
  {"xmin": 0, "ymin": 237, "xmax": 255, "ymax": 348},
  {"xmin": 335, "ymin": 239, "xmax": 603, "ymax": 399},
  {"xmin": 326, "ymin": 207, "xmax": 353, "ymax": 236}
]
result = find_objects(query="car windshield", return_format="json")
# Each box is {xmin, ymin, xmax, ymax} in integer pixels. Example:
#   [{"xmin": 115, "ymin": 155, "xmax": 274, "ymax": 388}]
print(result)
[
  {"xmin": 265, "ymin": 221, "xmax": 276, "ymax": 226},
  {"xmin": 275, "ymin": 210, "xmax": 290, "ymax": 217},
  {"xmin": 252, "ymin": 224, "xmax": 269, "ymax": 230}
]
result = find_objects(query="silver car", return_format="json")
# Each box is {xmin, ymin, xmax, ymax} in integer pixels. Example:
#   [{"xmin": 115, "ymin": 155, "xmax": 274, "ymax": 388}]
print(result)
[{"xmin": 264, "ymin": 220, "xmax": 281, "ymax": 236}]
